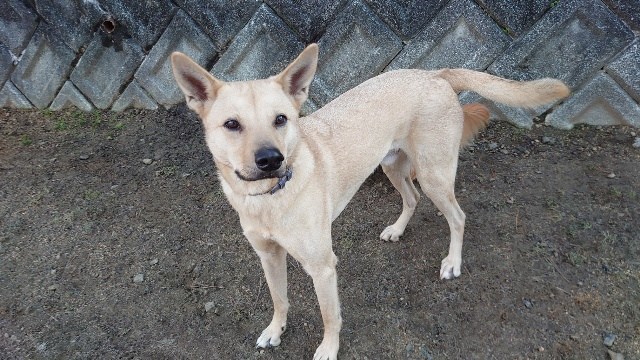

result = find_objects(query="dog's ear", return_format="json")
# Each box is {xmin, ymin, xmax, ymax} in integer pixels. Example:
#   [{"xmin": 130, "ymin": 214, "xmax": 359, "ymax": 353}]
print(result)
[
  {"xmin": 275, "ymin": 44, "xmax": 319, "ymax": 109},
  {"xmin": 171, "ymin": 52, "xmax": 223, "ymax": 114}
]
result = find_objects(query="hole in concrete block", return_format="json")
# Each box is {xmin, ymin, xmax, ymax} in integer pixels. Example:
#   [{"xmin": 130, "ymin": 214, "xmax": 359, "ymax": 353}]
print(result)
[{"xmin": 101, "ymin": 17, "xmax": 116, "ymax": 34}]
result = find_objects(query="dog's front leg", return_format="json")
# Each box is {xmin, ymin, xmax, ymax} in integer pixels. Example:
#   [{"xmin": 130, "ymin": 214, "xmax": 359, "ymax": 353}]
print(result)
[
  {"xmin": 252, "ymin": 241, "xmax": 289, "ymax": 348},
  {"xmin": 303, "ymin": 250, "xmax": 342, "ymax": 360}
]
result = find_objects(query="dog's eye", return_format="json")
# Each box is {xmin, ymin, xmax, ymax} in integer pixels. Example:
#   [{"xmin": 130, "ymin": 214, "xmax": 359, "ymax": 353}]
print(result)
[
  {"xmin": 274, "ymin": 114, "xmax": 288, "ymax": 127},
  {"xmin": 223, "ymin": 119, "xmax": 241, "ymax": 131}
]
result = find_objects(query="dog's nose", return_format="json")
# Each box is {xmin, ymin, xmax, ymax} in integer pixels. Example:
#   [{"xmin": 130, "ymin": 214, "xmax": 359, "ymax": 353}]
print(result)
[{"xmin": 255, "ymin": 148, "xmax": 284, "ymax": 172}]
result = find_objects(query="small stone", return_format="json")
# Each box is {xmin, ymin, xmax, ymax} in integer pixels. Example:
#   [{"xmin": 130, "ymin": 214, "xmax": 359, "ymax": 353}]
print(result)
[
  {"xmin": 142, "ymin": 158, "xmax": 153, "ymax": 165},
  {"xmin": 523, "ymin": 299, "xmax": 533, "ymax": 308},
  {"xmin": 603, "ymin": 333, "xmax": 617, "ymax": 347},
  {"xmin": 419, "ymin": 345, "xmax": 433, "ymax": 359},
  {"xmin": 149, "ymin": 258, "xmax": 159, "ymax": 265},
  {"xmin": 48, "ymin": 284, "xmax": 59, "ymax": 291},
  {"xmin": 205, "ymin": 301, "xmax": 215, "ymax": 312},
  {"xmin": 607, "ymin": 349, "xmax": 625, "ymax": 360},
  {"xmin": 538, "ymin": 346, "xmax": 545, "ymax": 352},
  {"xmin": 133, "ymin": 273, "xmax": 144, "ymax": 283},
  {"xmin": 506, "ymin": 197, "xmax": 515, "ymax": 204},
  {"xmin": 541, "ymin": 136, "xmax": 555, "ymax": 144},
  {"xmin": 406, "ymin": 343, "xmax": 414, "ymax": 352},
  {"xmin": 607, "ymin": 173, "xmax": 616, "ymax": 179},
  {"xmin": 633, "ymin": 137, "xmax": 640, "ymax": 148},
  {"xmin": 500, "ymin": 149, "xmax": 509, "ymax": 154},
  {"xmin": 488, "ymin": 142, "xmax": 498, "ymax": 150},
  {"xmin": 577, "ymin": 281, "xmax": 583, "ymax": 286},
  {"xmin": 37, "ymin": 342, "xmax": 47, "ymax": 351},
  {"xmin": 79, "ymin": 154, "xmax": 89, "ymax": 160}
]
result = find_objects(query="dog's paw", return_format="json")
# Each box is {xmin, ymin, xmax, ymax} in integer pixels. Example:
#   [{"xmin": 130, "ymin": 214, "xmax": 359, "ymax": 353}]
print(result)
[
  {"xmin": 380, "ymin": 225, "xmax": 403, "ymax": 242},
  {"xmin": 440, "ymin": 255, "xmax": 461, "ymax": 280},
  {"xmin": 256, "ymin": 323, "xmax": 286, "ymax": 348},
  {"xmin": 313, "ymin": 338, "xmax": 339, "ymax": 360}
]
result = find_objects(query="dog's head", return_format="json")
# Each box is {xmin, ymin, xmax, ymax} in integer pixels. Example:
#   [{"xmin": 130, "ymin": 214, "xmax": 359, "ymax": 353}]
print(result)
[{"xmin": 171, "ymin": 45, "xmax": 318, "ymax": 193}]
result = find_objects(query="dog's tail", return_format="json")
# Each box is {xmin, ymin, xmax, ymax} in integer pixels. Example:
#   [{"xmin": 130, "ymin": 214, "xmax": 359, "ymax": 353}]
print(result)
[
  {"xmin": 461, "ymin": 103, "xmax": 490, "ymax": 147},
  {"xmin": 439, "ymin": 68, "xmax": 570, "ymax": 109}
]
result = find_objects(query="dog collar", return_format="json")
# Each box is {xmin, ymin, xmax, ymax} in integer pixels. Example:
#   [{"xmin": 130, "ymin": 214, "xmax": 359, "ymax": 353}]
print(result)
[
  {"xmin": 248, "ymin": 168, "xmax": 293, "ymax": 196},
  {"xmin": 269, "ymin": 168, "xmax": 293, "ymax": 194}
]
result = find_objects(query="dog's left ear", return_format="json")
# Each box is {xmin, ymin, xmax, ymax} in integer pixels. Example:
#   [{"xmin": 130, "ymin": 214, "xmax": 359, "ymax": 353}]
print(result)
[{"xmin": 275, "ymin": 44, "xmax": 319, "ymax": 109}]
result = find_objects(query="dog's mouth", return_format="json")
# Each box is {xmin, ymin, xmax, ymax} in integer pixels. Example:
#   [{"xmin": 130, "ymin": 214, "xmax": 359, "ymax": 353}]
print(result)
[{"xmin": 235, "ymin": 169, "xmax": 286, "ymax": 182}]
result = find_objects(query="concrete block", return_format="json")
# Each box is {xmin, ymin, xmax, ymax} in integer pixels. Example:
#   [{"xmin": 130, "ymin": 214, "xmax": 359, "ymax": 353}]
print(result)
[
  {"xmin": 112, "ymin": 81, "xmax": 158, "ymax": 112},
  {"xmin": 460, "ymin": 91, "xmax": 537, "ymax": 129},
  {"xmin": 0, "ymin": 43, "xmax": 13, "ymax": 88},
  {"xmin": 71, "ymin": 36, "xmax": 143, "ymax": 109},
  {"xmin": 489, "ymin": 0, "xmax": 634, "ymax": 90},
  {"xmin": 100, "ymin": 0, "xmax": 176, "ymax": 50},
  {"xmin": 603, "ymin": 0, "xmax": 640, "ymax": 30},
  {"xmin": 476, "ymin": 0, "xmax": 549, "ymax": 36},
  {"xmin": 310, "ymin": 0, "xmax": 402, "ymax": 106},
  {"xmin": 606, "ymin": 39, "xmax": 640, "ymax": 103},
  {"xmin": 0, "ymin": 81, "xmax": 33, "ymax": 109},
  {"xmin": 0, "ymin": 0, "xmax": 38, "ymax": 53},
  {"xmin": 546, "ymin": 72, "xmax": 640, "ymax": 129},
  {"xmin": 49, "ymin": 81, "xmax": 94, "ymax": 111},
  {"xmin": 387, "ymin": 0, "xmax": 510, "ymax": 72},
  {"xmin": 34, "ymin": 0, "xmax": 106, "ymax": 52},
  {"xmin": 11, "ymin": 24, "xmax": 76, "ymax": 109},
  {"xmin": 366, "ymin": 0, "xmax": 447, "ymax": 39},
  {"xmin": 135, "ymin": 10, "xmax": 216, "ymax": 107},
  {"xmin": 301, "ymin": 98, "xmax": 319, "ymax": 116},
  {"xmin": 211, "ymin": 5, "xmax": 304, "ymax": 82},
  {"xmin": 265, "ymin": 0, "xmax": 347, "ymax": 42},
  {"xmin": 174, "ymin": 0, "xmax": 260, "ymax": 49}
]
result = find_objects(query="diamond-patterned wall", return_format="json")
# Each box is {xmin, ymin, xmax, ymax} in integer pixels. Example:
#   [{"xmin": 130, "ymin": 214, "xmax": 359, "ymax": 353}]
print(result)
[{"xmin": 0, "ymin": 0, "xmax": 638, "ymax": 128}]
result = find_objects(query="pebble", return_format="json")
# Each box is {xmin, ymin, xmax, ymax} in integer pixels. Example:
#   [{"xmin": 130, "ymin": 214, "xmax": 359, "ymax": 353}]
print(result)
[
  {"xmin": 79, "ymin": 154, "xmax": 89, "ymax": 160},
  {"xmin": 607, "ymin": 173, "xmax": 616, "ymax": 179},
  {"xmin": 523, "ymin": 299, "xmax": 533, "ymax": 309},
  {"xmin": 607, "ymin": 349, "xmax": 625, "ymax": 360},
  {"xmin": 538, "ymin": 346, "xmax": 545, "ymax": 352},
  {"xmin": 541, "ymin": 136, "xmax": 556, "ymax": 144},
  {"xmin": 133, "ymin": 273, "xmax": 144, "ymax": 283},
  {"xmin": 205, "ymin": 301, "xmax": 215, "ymax": 312},
  {"xmin": 488, "ymin": 142, "xmax": 499, "ymax": 150},
  {"xmin": 142, "ymin": 158, "xmax": 153, "ymax": 165},
  {"xmin": 500, "ymin": 149, "xmax": 509, "ymax": 155},
  {"xmin": 149, "ymin": 258, "xmax": 159, "ymax": 265},
  {"xmin": 603, "ymin": 333, "xmax": 617, "ymax": 347},
  {"xmin": 633, "ymin": 137, "xmax": 640, "ymax": 148},
  {"xmin": 48, "ymin": 284, "xmax": 59, "ymax": 291}
]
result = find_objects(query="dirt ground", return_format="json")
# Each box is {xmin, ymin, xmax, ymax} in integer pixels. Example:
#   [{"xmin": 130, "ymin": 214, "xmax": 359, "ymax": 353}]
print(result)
[{"xmin": 0, "ymin": 107, "xmax": 638, "ymax": 359}]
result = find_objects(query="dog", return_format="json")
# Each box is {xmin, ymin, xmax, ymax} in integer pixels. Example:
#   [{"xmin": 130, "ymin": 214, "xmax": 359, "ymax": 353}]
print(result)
[{"xmin": 171, "ymin": 44, "xmax": 569, "ymax": 359}]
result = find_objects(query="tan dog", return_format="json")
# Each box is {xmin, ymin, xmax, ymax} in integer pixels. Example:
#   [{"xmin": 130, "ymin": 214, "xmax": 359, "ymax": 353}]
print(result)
[{"xmin": 171, "ymin": 44, "xmax": 569, "ymax": 359}]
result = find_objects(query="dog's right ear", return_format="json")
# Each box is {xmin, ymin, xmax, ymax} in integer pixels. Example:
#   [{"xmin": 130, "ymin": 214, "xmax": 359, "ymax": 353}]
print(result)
[{"xmin": 171, "ymin": 52, "xmax": 223, "ymax": 114}]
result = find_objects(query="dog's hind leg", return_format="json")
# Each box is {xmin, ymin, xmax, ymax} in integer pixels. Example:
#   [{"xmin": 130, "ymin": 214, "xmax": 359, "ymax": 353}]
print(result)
[
  {"xmin": 380, "ymin": 150, "xmax": 420, "ymax": 241},
  {"xmin": 252, "ymin": 242, "xmax": 289, "ymax": 348},
  {"xmin": 414, "ymin": 159, "xmax": 466, "ymax": 279}
]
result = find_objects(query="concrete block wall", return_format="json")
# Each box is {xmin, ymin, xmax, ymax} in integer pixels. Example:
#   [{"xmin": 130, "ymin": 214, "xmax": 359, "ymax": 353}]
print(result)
[{"xmin": 1, "ymin": 0, "xmax": 639, "ymax": 129}]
